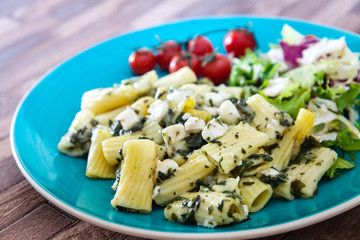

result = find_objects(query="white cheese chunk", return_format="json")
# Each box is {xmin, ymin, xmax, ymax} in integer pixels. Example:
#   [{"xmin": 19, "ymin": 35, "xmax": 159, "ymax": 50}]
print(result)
[
  {"xmin": 167, "ymin": 88, "xmax": 195, "ymax": 102},
  {"xmin": 115, "ymin": 108, "xmax": 140, "ymax": 131},
  {"xmin": 243, "ymin": 205, "xmax": 249, "ymax": 217},
  {"xmin": 155, "ymin": 159, "xmax": 179, "ymax": 182},
  {"xmin": 203, "ymin": 106, "xmax": 218, "ymax": 117},
  {"xmin": 148, "ymin": 100, "xmax": 169, "ymax": 123},
  {"xmin": 201, "ymin": 119, "xmax": 228, "ymax": 141},
  {"xmin": 205, "ymin": 91, "xmax": 230, "ymax": 107},
  {"xmin": 212, "ymin": 177, "xmax": 240, "ymax": 193},
  {"xmin": 152, "ymin": 185, "xmax": 161, "ymax": 198},
  {"xmin": 182, "ymin": 112, "xmax": 192, "ymax": 121},
  {"xmin": 260, "ymin": 168, "xmax": 280, "ymax": 177},
  {"xmin": 217, "ymin": 100, "xmax": 240, "ymax": 125},
  {"xmin": 184, "ymin": 117, "xmax": 206, "ymax": 133},
  {"xmin": 162, "ymin": 124, "xmax": 187, "ymax": 145},
  {"xmin": 262, "ymin": 77, "xmax": 291, "ymax": 97}
]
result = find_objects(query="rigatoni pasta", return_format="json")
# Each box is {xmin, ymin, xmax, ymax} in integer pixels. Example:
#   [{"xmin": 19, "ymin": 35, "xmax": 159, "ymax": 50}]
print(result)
[
  {"xmin": 58, "ymin": 67, "xmax": 341, "ymax": 228},
  {"xmin": 238, "ymin": 176, "xmax": 273, "ymax": 212},
  {"xmin": 86, "ymin": 127, "xmax": 115, "ymax": 178},
  {"xmin": 111, "ymin": 139, "xmax": 156, "ymax": 213}
]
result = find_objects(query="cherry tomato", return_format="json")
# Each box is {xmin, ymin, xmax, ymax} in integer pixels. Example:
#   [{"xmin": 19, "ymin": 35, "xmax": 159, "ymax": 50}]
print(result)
[
  {"xmin": 156, "ymin": 40, "xmax": 182, "ymax": 71},
  {"xmin": 201, "ymin": 53, "xmax": 231, "ymax": 85},
  {"xmin": 128, "ymin": 48, "xmax": 156, "ymax": 75},
  {"xmin": 187, "ymin": 35, "xmax": 214, "ymax": 57},
  {"xmin": 169, "ymin": 53, "xmax": 201, "ymax": 76},
  {"xmin": 223, "ymin": 28, "xmax": 256, "ymax": 57}
]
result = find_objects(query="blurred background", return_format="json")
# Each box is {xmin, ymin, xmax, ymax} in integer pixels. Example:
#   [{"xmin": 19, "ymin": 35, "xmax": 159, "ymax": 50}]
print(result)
[{"xmin": 1, "ymin": 0, "xmax": 360, "ymax": 239}]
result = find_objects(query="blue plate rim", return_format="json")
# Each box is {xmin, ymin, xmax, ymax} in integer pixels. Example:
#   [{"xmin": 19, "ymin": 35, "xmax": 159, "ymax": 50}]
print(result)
[{"xmin": 10, "ymin": 15, "xmax": 360, "ymax": 240}]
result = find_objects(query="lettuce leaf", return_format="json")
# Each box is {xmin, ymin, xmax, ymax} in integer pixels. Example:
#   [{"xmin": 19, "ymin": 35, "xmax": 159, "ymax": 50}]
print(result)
[
  {"xmin": 281, "ymin": 24, "xmax": 304, "ymax": 45},
  {"xmin": 228, "ymin": 50, "xmax": 279, "ymax": 88},
  {"xmin": 313, "ymin": 72, "xmax": 347, "ymax": 101},
  {"xmin": 335, "ymin": 83, "xmax": 360, "ymax": 113},
  {"xmin": 260, "ymin": 88, "xmax": 311, "ymax": 118},
  {"xmin": 326, "ymin": 156, "xmax": 355, "ymax": 179},
  {"xmin": 336, "ymin": 128, "xmax": 360, "ymax": 152}
]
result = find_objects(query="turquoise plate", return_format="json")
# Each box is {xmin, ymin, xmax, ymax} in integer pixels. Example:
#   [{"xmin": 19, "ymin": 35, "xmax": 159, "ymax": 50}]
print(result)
[{"xmin": 11, "ymin": 16, "xmax": 360, "ymax": 239}]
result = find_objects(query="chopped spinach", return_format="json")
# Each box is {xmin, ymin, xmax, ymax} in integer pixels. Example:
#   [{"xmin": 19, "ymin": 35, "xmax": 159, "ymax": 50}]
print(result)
[
  {"xmin": 157, "ymin": 168, "xmax": 176, "ymax": 182},
  {"xmin": 242, "ymin": 181, "xmax": 255, "ymax": 186},
  {"xmin": 111, "ymin": 120, "xmax": 122, "ymax": 136},
  {"xmin": 262, "ymin": 143, "xmax": 279, "ymax": 154},
  {"xmin": 291, "ymin": 136, "xmax": 321, "ymax": 164},
  {"xmin": 247, "ymin": 153, "xmax": 273, "ymax": 162},
  {"xmin": 69, "ymin": 126, "xmax": 92, "ymax": 150},
  {"xmin": 128, "ymin": 117, "xmax": 147, "ymax": 132},
  {"xmin": 175, "ymin": 112, "xmax": 186, "ymax": 124},
  {"xmin": 230, "ymin": 97, "xmax": 255, "ymax": 123},
  {"xmin": 111, "ymin": 117, "xmax": 146, "ymax": 136},
  {"xmin": 258, "ymin": 170, "xmax": 287, "ymax": 188},
  {"xmin": 209, "ymin": 139, "xmax": 222, "ymax": 146},
  {"xmin": 291, "ymin": 180, "xmax": 305, "ymax": 198},
  {"xmin": 275, "ymin": 111, "xmax": 294, "ymax": 127},
  {"xmin": 185, "ymin": 134, "xmax": 207, "ymax": 150}
]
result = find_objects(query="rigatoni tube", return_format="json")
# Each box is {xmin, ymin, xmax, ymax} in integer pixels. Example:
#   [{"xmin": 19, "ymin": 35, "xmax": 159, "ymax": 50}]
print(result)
[
  {"xmin": 86, "ymin": 127, "xmax": 115, "ymax": 178},
  {"xmin": 164, "ymin": 191, "xmax": 248, "ymax": 228},
  {"xmin": 238, "ymin": 176, "xmax": 273, "ymax": 213},
  {"xmin": 111, "ymin": 139, "xmax": 157, "ymax": 213}
]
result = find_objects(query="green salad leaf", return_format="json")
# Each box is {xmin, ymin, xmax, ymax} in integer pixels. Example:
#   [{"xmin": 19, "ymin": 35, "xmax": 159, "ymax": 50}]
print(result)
[
  {"xmin": 260, "ymin": 88, "xmax": 311, "ymax": 118},
  {"xmin": 336, "ymin": 128, "xmax": 360, "ymax": 152},
  {"xmin": 326, "ymin": 156, "xmax": 355, "ymax": 179},
  {"xmin": 335, "ymin": 83, "xmax": 360, "ymax": 113},
  {"xmin": 228, "ymin": 50, "xmax": 280, "ymax": 88},
  {"xmin": 312, "ymin": 71, "xmax": 346, "ymax": 100}
]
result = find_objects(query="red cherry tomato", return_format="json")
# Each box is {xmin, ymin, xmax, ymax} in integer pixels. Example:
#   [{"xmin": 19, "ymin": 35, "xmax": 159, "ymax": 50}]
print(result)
[
  {"xmin": 223, "ymin": 28, "xmax": 256, "ymax": 57},
  {"xmin": 128, "ymin": 48, "xmax": 156, "ymax": 75},
  {"xmin": 169, "ymin": 53, "xmax": 201, "ymax": 76},
  {"xmin": 187, "ymin": 35, "xmax": 214, "ymax": 57},
  {"xmin": 201, "ymin": 53, "xmax": 231, "ymax": 85},
  {"xmin": 156, "ymin": 40, "xmax": 182, "ymax": 71}
]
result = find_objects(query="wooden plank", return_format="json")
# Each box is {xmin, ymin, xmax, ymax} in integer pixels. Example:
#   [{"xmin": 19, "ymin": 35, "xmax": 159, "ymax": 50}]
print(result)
[
  {"xmin": 0, "ymin": 136, "xmax": 12, "ymax": 162},
  {"xmin": 0, "ymin": 13, "xmax": 58, "ymax": 51},
  {"xmin": 257, "ymin": 233, "xmax": 288, "ymax": 240},
  {"xmin": 170, "ymin": 0, "xmax": 235, "ymax": 18},
  {"xmin": 0, "ymin": 17, "xmax": 19, "ymax": 36},
  {"xmin": 279, "ymin": 0, "xmax": 328, "ymax": 19},
  {"xmin": 54, "ymin": 0, "xmax": 128, "ymax": 39},
  {"xmin": 0, "ymin": 116, "xmax": 12, "ymax": 140},
  {"xmin": 109, "ymin": 233, "xmax": 149, "ymax": 240},
  {"xmin": 0, "ymin": 31, "xmax": 49, "ymax": 69},
  {"xmin": 350, "ymin": 0, "xmax": 360, "ymax": 14},
  {"xmin": 12, "ymin": 0, "xmax": 66, "ymax": 22},
  {"xmin": 130, "ymin": 0, "xmax": 198, "ymax": 29},
  {"xmin": 50, "ymin": 220, "xmax": 116, "ymax": 240},
  {"xmin": 0, "ymin": 204, "xmax": 74, "ymax": 239},
  {"xmin": 247, "ymin": 0, "xmax": 299, "ymax": 15},
  {"xmin": 0, "ymin": 157, "xmax": 24, "ymax": 193},
  {"xmin": 213, "ymin": 0, "xmax": 260, "ymax": 15},
  {"xmin": 51, "ymin": 0, "xmax": 102, "ymax": 20},
  {"xmin": 308, "ymin": 0, "xmax": 358, "ymax": 26},
  {"xmin": 0, "ymin": 180, "xmax": 46, "ymax": 229},
  {"xmin": 283, "ymin": 205, "xmax": 360, "ymax": 240},
  {"xmin": 0, "ymin": 0, "xmax": 36, "ymax": 16},
  {"xmin": 338, "ymin": 13, "xmax": 360, "ymax": 34}
]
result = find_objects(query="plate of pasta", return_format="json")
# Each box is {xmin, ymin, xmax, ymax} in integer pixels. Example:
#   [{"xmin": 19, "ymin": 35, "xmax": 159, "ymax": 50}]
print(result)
[{"xmin": 11, "ymin": 16, "xmax": 360, "ymax": 240}]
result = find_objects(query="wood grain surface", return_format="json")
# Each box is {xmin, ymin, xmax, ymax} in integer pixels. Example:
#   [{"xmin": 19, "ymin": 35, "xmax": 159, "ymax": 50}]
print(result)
[{"xmin": 1, "ymin": 0, "xmax": 360, "ymax": 239}]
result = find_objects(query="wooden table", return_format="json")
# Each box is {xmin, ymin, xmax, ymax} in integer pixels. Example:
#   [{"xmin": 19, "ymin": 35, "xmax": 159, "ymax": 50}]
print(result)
[{"xmin": 1, "ymin": 0, "xmax": 360, "ymax": 239}]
